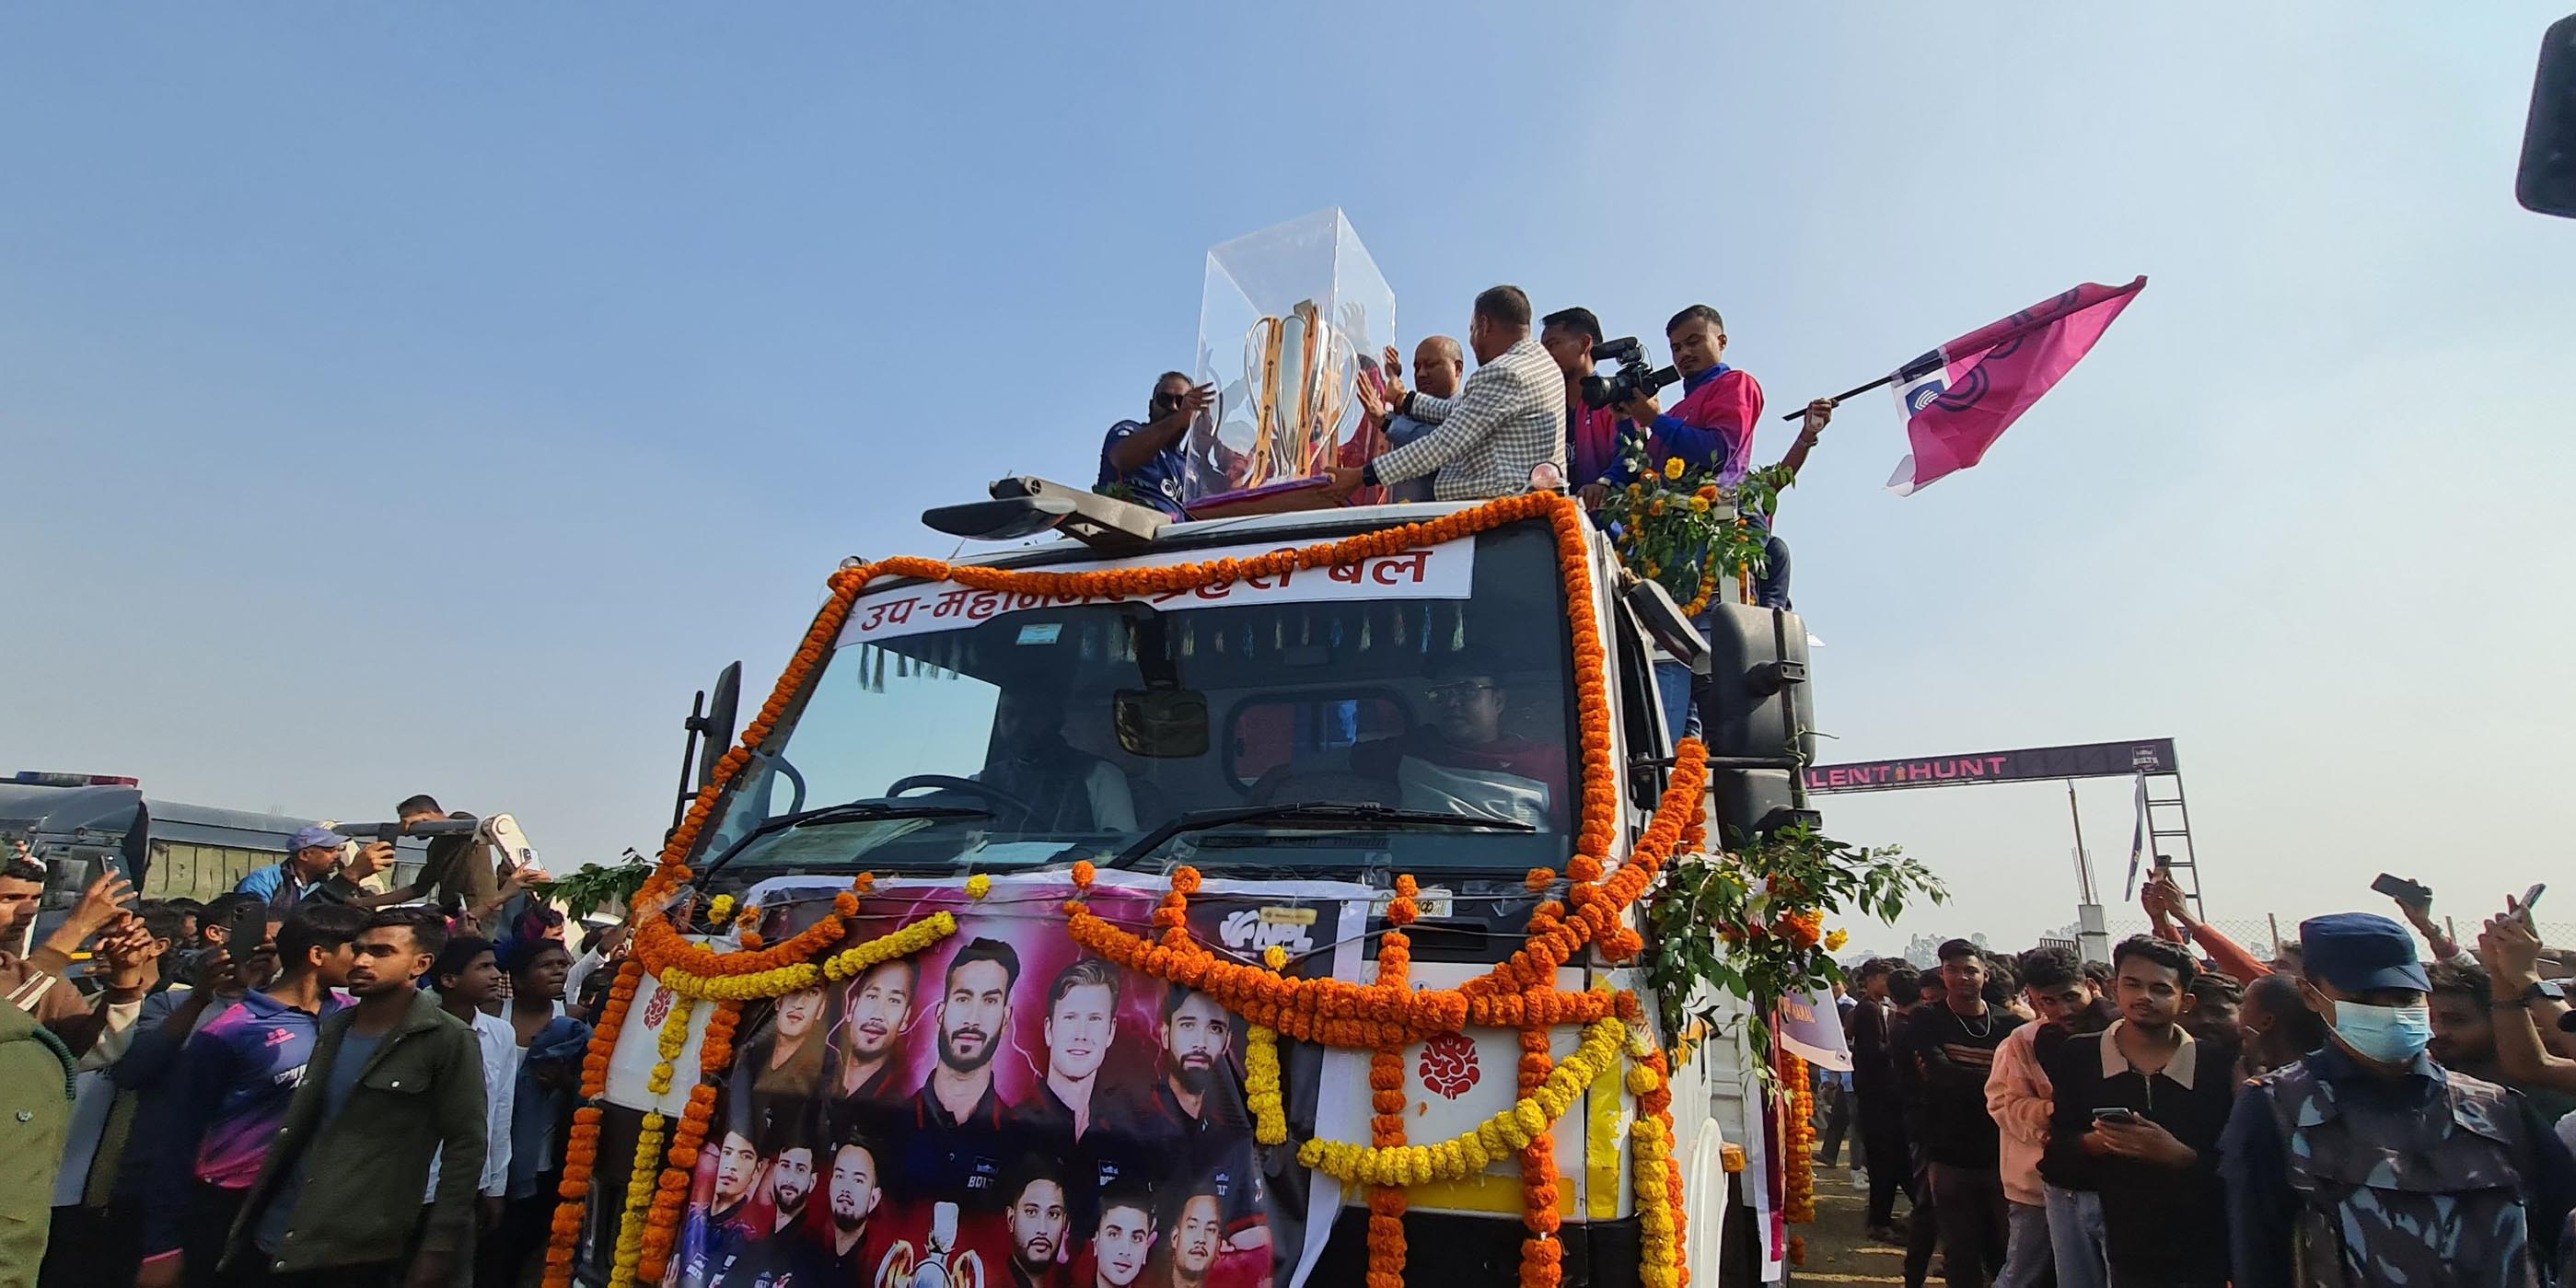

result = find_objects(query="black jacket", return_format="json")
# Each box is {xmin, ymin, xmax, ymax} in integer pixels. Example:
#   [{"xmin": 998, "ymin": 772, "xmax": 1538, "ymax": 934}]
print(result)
[
  {"xmin": 2037, "ymin": 1020, "xmax": 2235, "ymax": 1281},
  {"xmin": 1895, "ymin": 1003, "xmax": 2021, "ymax": 1169}
]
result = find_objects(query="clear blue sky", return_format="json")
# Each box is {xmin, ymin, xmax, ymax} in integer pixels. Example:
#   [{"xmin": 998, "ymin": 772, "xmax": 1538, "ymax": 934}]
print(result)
[{"xmin": 6, "ymin": 5, "xmax": 2571, "ymax": 951}]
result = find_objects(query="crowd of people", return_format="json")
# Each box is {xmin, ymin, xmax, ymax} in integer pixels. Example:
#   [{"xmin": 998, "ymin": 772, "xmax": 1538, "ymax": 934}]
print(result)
[
  {"xmin": 1827, "ymin": 875, "xmax": 2576, "ymax": 1288},
  {"xmin": 2, "ymin": 795, "xmax": 631, "ymax": 1288},
  {"xmin": 6, "ymin": 740, "xmax": 2567, "ymax": 1288}
]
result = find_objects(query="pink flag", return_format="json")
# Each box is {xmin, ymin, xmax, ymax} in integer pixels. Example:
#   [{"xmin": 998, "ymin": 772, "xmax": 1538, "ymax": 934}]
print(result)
[{"xmin": 1887, "ymin": 276, "xmax": 2146, "ymax": 494}]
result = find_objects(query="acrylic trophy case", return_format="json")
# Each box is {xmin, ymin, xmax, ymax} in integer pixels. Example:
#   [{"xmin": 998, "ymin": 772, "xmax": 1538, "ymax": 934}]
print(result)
[{"xmin": 1181, "ymin": 209, "xmax": 1398, "ymax": 514}]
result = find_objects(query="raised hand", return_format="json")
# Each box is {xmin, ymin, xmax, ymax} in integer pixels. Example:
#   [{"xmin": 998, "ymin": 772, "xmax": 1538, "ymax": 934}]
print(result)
[
  {"xmin": 2480, "ymin": 902, "xmax": 2547, "ymax": 988},
  {"xmin": 68, "ymin": 870, "xmax": 136, "ymax": 938},
  {"xmin": 1799, "ymin": 398, "xmax": 1838, "ymax": 442},
  {"xmin": 345, "ymin": 840, "xmax": 398, "ymax": 883}
]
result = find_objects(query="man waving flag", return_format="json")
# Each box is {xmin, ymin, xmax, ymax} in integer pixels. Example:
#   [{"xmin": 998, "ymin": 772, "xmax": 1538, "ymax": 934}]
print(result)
[{"xmin": 1880, "ymin": 276, "xmax": 2146, "ymax": 494}]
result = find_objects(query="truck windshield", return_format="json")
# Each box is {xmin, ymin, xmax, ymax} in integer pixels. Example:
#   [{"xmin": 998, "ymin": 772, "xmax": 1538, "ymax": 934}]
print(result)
[{"xmin": 702, "ymin": 518, "xmax": 1581, "ymax": 878}]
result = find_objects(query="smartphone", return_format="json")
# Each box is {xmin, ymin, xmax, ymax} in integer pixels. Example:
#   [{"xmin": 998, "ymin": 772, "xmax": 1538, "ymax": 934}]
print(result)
[
  {"xmin": 225, "ymin": 899, "xmax": 271, "ymax": 956},
  {"xmin": 2092, "ymin": 1107, "xmax": 2141, "ymax": 1126},
  {"xmin": 2523, "ymin": 883, "xmax": 2547, "ymax": 927},
  {"xmin": 2371, "ymin": 873, "xmax": 2433, "ymax": 910}
]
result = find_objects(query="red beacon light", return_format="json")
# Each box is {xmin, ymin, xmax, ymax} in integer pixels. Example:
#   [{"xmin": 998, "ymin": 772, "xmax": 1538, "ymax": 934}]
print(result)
[{"xmin": 8, "ymin": 772, "xmax": 142, "ymax": 788}]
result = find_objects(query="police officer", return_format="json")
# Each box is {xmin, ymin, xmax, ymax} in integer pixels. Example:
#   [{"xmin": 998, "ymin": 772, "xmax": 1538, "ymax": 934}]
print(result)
[{"xmin": 2219, "ymin": 912, "xmax": 2576, "ymax": 1288}]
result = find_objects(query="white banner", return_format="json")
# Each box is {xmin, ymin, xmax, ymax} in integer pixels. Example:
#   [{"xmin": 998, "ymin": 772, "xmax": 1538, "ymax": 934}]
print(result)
[{"xmin": 836, "ymin": 538, "xmax": 1476, "ymax": 645}]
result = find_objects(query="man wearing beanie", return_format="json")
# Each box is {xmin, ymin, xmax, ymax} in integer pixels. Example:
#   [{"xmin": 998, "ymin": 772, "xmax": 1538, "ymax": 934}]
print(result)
[{"xmin": 2219, "ymin": 911, "xmax": 2576, "ymax": 1288}]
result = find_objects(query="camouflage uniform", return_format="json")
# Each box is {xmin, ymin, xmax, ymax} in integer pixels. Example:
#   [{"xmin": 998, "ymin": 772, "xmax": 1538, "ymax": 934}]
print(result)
[{"xmin": 2255, "ymin": 1055, "xmax": 2553, "ymax": 1288}]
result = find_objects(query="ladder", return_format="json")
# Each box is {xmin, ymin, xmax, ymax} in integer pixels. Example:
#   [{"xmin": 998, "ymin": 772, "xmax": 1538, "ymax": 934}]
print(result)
[{"xmin": 2141, "ymin": 771, "xmax": 2207, "ymax": 923}]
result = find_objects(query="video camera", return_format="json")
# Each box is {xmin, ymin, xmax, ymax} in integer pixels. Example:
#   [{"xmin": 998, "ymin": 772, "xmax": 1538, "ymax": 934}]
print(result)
[
  {"xmin": 1580, "ymin": 337, "xmax": 1681, "ymax": 412},
  {"xmin": 329, "ymin": 818, "xmax": 483, "ymax": 842}
]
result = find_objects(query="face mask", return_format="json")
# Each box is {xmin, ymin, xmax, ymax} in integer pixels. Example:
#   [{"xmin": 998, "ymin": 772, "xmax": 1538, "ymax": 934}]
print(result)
[{"xmin": 2328, "ymin": 1000, "xmax": 2433, "ymax": 1063}]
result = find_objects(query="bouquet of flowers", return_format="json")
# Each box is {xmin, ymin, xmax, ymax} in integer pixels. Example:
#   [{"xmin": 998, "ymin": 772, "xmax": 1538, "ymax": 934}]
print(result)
[
  {"xmin": 1643, "ymin": 821, "xmax": 1944, "ymax": 1078},
  {"xmin": 1594, "ymin": 444, "xmax": 1793, "ymax": 615}
]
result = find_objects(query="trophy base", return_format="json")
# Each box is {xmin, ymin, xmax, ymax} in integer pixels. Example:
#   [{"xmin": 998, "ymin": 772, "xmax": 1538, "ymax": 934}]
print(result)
[{"xmin": 1182, "ymin": 476, "xmax": 1345, "ymax": 519}]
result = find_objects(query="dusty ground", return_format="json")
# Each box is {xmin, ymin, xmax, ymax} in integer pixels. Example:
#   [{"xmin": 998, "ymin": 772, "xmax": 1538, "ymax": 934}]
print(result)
[{"xmin": 1792, "ymin": 1158, "xmax": 1911, "ymax": 1285}]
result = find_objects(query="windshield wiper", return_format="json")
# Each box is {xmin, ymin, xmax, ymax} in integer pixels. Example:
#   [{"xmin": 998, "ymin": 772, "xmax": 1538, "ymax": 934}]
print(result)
[
  {"xmin": 1105, "ymin": 802, "xmax": 1535, "ymax": 870},
  {"xmin": 696, "ymin": 800, "xmax": 993, "ymax": 886}
]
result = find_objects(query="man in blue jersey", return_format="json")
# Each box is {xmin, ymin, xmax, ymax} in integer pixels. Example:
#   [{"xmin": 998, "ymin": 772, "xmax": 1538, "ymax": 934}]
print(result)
[{"xmin": 1097, "ymin": 372, "xmax": 1215, "ymax": 517}]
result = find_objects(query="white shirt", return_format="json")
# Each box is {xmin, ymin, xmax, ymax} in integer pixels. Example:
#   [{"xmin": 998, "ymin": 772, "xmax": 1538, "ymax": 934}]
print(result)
[
  {"xmin": 563, "ymin": 947, "xmax": 607, "ymax": 1013},
  {"xmin": 426, "ymin": 1008, "xmax": 517, "ymax": 1200}
]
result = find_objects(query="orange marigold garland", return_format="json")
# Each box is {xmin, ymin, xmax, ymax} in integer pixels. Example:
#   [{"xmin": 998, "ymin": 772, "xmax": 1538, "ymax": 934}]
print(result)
[
  {"xmin": 1065, "ymin": 900, "xmax": 1620, "ymax": 1047},
  {"xmin": 1062, "ymin": 739, "xmax": 1707, "ymax": 1054},
  {"xmin": 549, "ymin": 493, "xmax": 1689, "ymax": 1282},
  {"xmin": 1518, "ymin": 1019, "xmax": 1561, "ymax": 1288},
  {"xmin": 1464, "ymin": 740, "xmax": 1707, "ymax": 1002},
  {"xmin": 1539, "ymin": 498, "xmax": 1619, "ymax": 862},
  {"xmin": 544, "ymin": 954, "xmax": 644, "ymax": 1288},
  {"xmin": 638, "ymin": 1002, "xmax": 740, "ymax": 1282},
  {"xmin": 1364, "ymin": 876, "xmax": 1419, "ymax": 1288},
  {"xmin": 1779, "ymin": 1048, "xmax": 1816, "ymax": 1225}
]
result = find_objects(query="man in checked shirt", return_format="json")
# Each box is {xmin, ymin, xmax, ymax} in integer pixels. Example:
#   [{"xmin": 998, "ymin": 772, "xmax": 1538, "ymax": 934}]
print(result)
[{"xmin": 1323, "ymin": 284, "xmax": 1566, "ymax": 502}]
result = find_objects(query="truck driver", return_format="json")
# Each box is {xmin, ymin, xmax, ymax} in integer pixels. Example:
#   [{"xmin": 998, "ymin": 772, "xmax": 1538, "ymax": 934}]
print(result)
[
  {"xmin": 1351, "ymin": 665, "xmax": 1568, "ymax": 830},
  {"xmin": 978, "ymin": 687, "xmax": 1137, "ymax": 833}
]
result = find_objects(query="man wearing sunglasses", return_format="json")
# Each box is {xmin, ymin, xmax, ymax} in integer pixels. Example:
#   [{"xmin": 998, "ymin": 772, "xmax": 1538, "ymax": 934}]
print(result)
[{"xmin": 1352, "ymin": 667, "xmax": 1567, "ymax": 829}]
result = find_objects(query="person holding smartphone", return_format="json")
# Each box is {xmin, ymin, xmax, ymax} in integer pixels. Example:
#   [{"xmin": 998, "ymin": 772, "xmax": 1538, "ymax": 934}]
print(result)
[
  {"xmin": 2376, "ymin": 872, "xmax": 2489, "ymax": 969},
  {"xmin": 2036, "ymin": 935, "xmax": 2236, "ymax": 1288}
]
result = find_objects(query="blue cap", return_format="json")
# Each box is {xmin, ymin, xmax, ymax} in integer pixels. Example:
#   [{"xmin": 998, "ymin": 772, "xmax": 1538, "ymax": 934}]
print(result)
[
  {"xmin": 289, "ymin": 824, "xmax": 350, "ymax": 853},
  {"xmin": 2300, "ymin": 912, "xmax": 2431, "ymax": 994}
]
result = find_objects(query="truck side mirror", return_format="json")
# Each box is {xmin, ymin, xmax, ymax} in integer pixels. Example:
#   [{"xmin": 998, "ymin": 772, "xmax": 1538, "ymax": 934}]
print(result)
[
  {"xmin": 1701, "ymin": 602, "xmax": 1820, "ymax": 839},
  {"xmin": 1622, "ymin": 577, "xmax": 1711, "ymax": 675},
  {"xmin": 2521, "ymin": 13, "xmax": 2576, "ymax": 217},
  {"xmin": 694, "ymin": 662, "xmax": 742, "ymax": 789}
]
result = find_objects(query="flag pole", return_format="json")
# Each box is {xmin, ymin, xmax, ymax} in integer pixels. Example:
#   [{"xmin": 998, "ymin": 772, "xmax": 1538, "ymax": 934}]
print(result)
[
  {"xmin": 1778, "ymin": 356, "xmax": 1941, "ymax": 421},
  {"xmin": 1776, "ymin": 373, "xmax": 1899, "ymax": 420}
]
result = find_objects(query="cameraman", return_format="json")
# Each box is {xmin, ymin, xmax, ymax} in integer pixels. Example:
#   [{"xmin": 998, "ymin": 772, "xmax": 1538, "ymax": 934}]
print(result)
[
  {"xmin": 238, "ymin": 820, "xmax": 436, "ymax": 914},
  {"xmin": 1097, "ymin": 371, "xmax": 1215, "ymax": 518},
  {"xmin": 1614, "ymin": 305, "xmax": 1835, "ymax": 610},
  {"xmin": 1611, "ymin": 305, "xmax": 1763, "ymax": 489},
  {"xmin": 1537, "ymin": 307, "xmax": 1632, "ymax": 499}
]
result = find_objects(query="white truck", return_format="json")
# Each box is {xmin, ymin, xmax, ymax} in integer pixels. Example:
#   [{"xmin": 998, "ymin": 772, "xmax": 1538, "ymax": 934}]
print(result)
[{"xmin": 578, "ymin": 481, "xmax": 1817, "ymax": 1288}]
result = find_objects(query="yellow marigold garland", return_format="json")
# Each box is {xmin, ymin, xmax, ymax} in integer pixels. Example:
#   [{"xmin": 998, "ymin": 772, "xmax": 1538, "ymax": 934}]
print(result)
[
  {"xmin": 964, "ymin": 873, "xmax": 992, "ymax": 899},
  {"xmin": 545, "ymin": 495, "xmax": 1720, "ymax": 1285},
  {"xmin": 1299, "ymin": 1015, "xmax": 1624, "ymax": 1186},
  {"xmin": 1630, "ymin": 1066, "xmax": 1678, "ymax": 1288},
  {"xmin": 823, "ymin": 911, "xmax": 956, "ymax": 979},
  {"xmin": 653, "ymin": 911, "xmax": 956, "ymax": 1002},
  {"xmin": 604, "ymin": 1111, "xmax": 667, "ymax": 1288},
  {"xmin": 646, "ymin": 993, "xmax": 696, "ymax": 1097},
  {"xmin": 1247, "ymin": 946, "xmax": 1287, "ymax": 1146},
  {"xmin": 638, "ymin": 1004, "xmax": 737, "ymax": 1282},
  {"xmin": 1630, "ymin": 1035, "xmax": 1689, "ymax": 1288}
]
